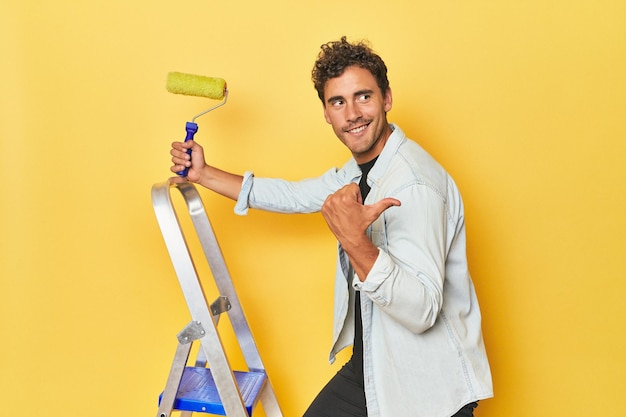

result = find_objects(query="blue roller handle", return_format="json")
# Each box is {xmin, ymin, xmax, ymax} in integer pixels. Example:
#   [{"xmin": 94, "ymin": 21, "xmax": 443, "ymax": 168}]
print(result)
[{"xmin": 177, "ymin": 121, "xmax": 199, "ymax": 176}]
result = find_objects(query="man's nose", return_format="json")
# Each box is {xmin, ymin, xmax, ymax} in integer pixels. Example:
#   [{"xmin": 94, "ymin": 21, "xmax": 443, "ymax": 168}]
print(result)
[{"xmin": 345, "ymin": 101, "xmax": 362, "ymax": 121}]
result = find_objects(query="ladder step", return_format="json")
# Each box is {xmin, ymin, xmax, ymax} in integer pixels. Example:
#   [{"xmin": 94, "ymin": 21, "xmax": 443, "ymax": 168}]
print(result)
[{"xmin": 161, "ymin": 367, "xmax": 267, "ymax": 416}]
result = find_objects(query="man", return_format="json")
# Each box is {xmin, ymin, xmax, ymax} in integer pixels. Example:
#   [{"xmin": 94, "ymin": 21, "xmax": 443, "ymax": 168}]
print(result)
[{"xmin": 170, "ymin": 37, "xmax": 493, "ymax": 417}]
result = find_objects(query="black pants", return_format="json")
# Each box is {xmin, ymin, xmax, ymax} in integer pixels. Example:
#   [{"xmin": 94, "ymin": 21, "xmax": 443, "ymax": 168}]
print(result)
[{"xmin": 302, "ymin": 360, "xmax": 478, "ymax": 417}]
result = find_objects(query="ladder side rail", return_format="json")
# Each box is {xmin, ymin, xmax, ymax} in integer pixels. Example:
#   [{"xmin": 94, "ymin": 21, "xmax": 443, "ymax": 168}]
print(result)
[
  {"xmin": 175, "ymin": 181, "xmax": 284, "ymax": 417},
  {"xmin": 177, "ymin": 181, "xmax": 266, "ymax": 372},
  {"xmin": 156, "ymin": 333, "xmax": 194, "ymax": 417},
  {"xmin": 152, "ymin": 181, "xmax": 249, "ymax": 417},
  {"xmin": 257, "ymin": 379, "xmax": 283, "ymax": 417}
]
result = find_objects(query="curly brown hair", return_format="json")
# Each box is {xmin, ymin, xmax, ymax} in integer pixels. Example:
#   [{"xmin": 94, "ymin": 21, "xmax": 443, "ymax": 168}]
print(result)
[{"xmin": 312, "ymin": 36, "xmax": 390, "ymax": 103}]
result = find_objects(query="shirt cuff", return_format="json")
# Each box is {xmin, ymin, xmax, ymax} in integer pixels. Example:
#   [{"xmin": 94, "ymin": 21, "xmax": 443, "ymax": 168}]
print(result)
[
  {"xmin": 234, "ymin": 171, "xmax": 254, "ymax": 215},
  {"xmin": 352, "ymin": 248, "xmax": 390, "ymax": 292}
]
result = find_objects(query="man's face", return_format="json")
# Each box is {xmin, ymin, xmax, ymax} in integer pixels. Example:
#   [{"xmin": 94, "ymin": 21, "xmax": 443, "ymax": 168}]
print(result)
[{"xmin": 323, "ymin": 66, "xmax": 393, "ymax": 164}]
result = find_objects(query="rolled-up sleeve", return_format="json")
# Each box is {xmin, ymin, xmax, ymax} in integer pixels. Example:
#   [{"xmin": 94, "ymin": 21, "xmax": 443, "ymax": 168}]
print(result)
[{"xmin": 234, "ymin": 171, "xmax": 255, "ymax": 215}]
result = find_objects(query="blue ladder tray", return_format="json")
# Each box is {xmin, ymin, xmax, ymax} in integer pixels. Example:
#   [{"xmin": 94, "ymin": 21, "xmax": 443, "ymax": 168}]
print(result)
[{"xmin": 160, "ymin": 367, "xmax": 267, "ymax": 416}]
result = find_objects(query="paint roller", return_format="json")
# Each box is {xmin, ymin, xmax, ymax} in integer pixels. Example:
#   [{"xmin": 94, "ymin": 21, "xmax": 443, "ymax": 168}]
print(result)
[{"xmin": 166, "ymin": 71, "xmax": 228, "ymax": 176}]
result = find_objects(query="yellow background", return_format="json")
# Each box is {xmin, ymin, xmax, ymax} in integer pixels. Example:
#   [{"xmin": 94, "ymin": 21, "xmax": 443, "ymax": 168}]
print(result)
[{"xmin": 1, "ymin": 0, "xmax": 625, "ymax": 416}]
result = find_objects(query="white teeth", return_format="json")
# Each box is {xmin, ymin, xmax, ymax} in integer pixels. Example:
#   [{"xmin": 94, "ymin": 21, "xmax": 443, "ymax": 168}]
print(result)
[{"xmin": 349, "ymin": 125, "xmax": 367, "ymax": 134}]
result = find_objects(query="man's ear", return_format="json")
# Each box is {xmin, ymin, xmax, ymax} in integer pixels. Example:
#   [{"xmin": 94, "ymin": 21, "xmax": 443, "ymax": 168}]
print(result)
[{"xmin": 384, "ymin": 87, "xmax": 393, "ymax": 113}]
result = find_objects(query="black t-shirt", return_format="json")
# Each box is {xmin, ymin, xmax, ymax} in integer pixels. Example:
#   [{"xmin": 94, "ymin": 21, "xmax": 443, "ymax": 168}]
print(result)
[{"xmin": 351, "ymin": 156, "xmax": 378, "ymax": 379}]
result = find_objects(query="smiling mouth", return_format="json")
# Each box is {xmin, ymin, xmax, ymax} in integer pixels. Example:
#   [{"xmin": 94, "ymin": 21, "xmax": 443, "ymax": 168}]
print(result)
[{"xmin": 346, "ymin": 123, "xmax": 370, "ymax": 134}]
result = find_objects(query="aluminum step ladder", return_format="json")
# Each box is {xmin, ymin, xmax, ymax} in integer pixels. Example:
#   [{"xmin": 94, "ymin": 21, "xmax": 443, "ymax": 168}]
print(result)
[{"xmin": 152, "ymin": 178, "xmax": 283, "ymax": 417}]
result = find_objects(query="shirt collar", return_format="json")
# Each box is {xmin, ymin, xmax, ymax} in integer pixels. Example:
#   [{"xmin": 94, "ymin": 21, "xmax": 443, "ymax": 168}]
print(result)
[
  {"xmin": 367, "ymin": 123, "xmax": 405, "ymax": 185},
  {"xmin": 342, "ymin": 123, "xmax": 406, "ymax": 185}
]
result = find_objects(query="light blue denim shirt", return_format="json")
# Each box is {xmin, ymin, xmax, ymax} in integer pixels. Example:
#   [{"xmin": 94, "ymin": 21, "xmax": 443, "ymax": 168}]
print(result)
[{"xmin": 235, "ymin": 125, "xmax": 493, "ymax": 417}]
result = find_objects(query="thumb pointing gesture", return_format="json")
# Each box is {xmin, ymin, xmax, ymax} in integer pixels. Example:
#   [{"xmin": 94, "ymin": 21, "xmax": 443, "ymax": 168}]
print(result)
[
  {"xmin": 364, "ymin": 197, "xmax": 402, "ymax": 225},
  {"xmin": 322, "ymin": 184, "xmax": 401, "ymax": 281},
  {"xmin": 322, "ymin": 183, "xmax": 401, "ymax": 246}
]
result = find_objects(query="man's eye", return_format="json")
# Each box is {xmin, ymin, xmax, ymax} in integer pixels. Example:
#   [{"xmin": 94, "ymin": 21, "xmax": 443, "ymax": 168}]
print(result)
[
  {"xmin": 358, "ymin": 94, "xmax": 370, "ymax": 102},
  {"xmin": 332, "ymin": 100, "xmax": 344, "ymax": 106}
]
